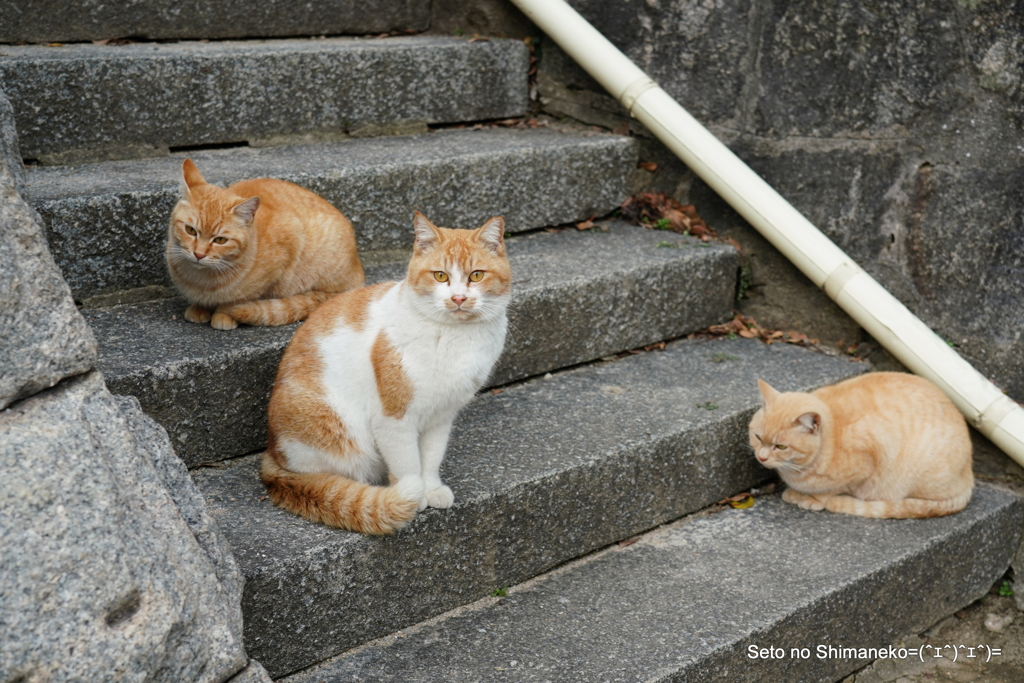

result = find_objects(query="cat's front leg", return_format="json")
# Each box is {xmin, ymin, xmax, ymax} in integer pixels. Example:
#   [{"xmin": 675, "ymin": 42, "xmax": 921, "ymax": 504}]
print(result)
[
  {"xmin": 782, "ymin": 488, "xmax": 827, "ymax": 511},
  {"xmin": 373, "ymin": 419, "xmax": 427, "ymax": 511},
  {"xmin": 419, "ymin": 420, "xmax": 455, "ymax": 509},
  {"xmin": 184, "ymin": 304, "xmax": 212, "ymax": 323}
]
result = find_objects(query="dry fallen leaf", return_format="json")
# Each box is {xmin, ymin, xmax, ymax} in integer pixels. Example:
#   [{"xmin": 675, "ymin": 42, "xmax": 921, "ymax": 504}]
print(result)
[
  {"xmin": 701, "ymin": 312, "xmax": 817, "ymax": 348},
  {"xmin": 575, "ymin": 217, "xmax": 596, "ymax": 230},
  {"xmin": 717, "ymin": 493, "xmax": 755, "ymax": 508},
  {"xmin": 730, "ymin": 494, "xmax": 755, "ymax": 509},
  {"xmin": 638, "ymin": 161, "xmax": 658, "ymax": 172},
  {"xmin": 619, "ymin": 192, "xmax": 730, "ymax": 248}
]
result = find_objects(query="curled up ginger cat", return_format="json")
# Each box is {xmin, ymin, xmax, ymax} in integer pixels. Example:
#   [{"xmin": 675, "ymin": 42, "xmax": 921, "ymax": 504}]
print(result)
[
  {"xmin": 261, "ymin": 212, "xmax": 511, "ymax": 534},
  {"xmin": 749, "ymin": 373, "xmax": 973, "ymax": 519},
  {"xmin": 166, "ymin": 159, "xmax": 364, "ymax": 329}
]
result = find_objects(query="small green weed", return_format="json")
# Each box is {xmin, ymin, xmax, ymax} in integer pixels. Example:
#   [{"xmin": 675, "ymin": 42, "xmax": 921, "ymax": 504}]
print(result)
[
  {"xmin": 696, "ymin": 401, "xmax": 719, "ymax": 410},
  {"xmin": 736, "ymin": 263, "xmax": 753, "ymax": 301},
  {"xmin": 708, "ymin": 353, "xmax": 739, "ymax": 363},
  {"xmin": 999, "ymin": 580, "xmax": 1014, "ymax": 597},
  {"xmin": 492, "ymin": 587, "xmax": 509, "ymax": 597}
]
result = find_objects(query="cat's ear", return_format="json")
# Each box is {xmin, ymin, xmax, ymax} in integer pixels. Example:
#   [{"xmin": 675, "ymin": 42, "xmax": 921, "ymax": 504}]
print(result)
[
  {"xmin": 475, "ymin": 216, "xmax": 506, "ymax": 255},
  {"xmin": 757, "ymin": 379, "xmax": 781, "ymax": 406},
  {"xmin": 796, "ymin": 412, "xmax": 820, "ymax": 434},
  {"xmin": 232, "ymin": 196, "xmax": 261, "ymax": 225},
  {"xmin": 181, "ymin": 159, "xmax": 206, "ymax": 195},
  {"xmin": 413, "ymin": 211, "xmax": 441, "ymax": 253}
]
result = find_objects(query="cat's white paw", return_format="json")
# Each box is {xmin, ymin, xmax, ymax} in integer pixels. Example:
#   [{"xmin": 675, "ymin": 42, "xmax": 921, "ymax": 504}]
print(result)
[
  {"xmin": 425, "ymin": 485, "xmax": 455, "ymax": 509},
  {"xmin": 395, "ymin": 475, "xmax": 426, "ymax": 512},
  {"xmin": 211, "ymin": 312, "xmax": 239, "ymax": 330}
]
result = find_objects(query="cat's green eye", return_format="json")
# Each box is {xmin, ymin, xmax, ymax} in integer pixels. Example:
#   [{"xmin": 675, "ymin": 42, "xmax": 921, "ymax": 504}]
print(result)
[
  {"xmin": 212, "ymin": 236, "xmax": 228, "ymax": 244},
  {"xmin": 775, "ymin": 444, "xmax": 788, "ymax": 450},
  {"xmin": 185, "ymin": 225, "xmax": 198, "ymax": 236},
  {"xmin": 469, "ymin": 270, "xmax": 484, "ymax": 282},
  {"xmin": 433, "ymin": 271, "xmax": 449, "ymax": 283}
]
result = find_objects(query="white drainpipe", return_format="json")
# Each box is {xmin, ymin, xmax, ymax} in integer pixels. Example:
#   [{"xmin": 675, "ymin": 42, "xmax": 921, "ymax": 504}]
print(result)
[{"xmin": 511, "ymin": 0, "xmax": 1024, "ymax": 466}]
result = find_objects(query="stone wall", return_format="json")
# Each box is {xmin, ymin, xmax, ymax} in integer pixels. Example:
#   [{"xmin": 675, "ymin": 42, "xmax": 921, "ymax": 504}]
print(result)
[
  {"xmin": 465, "ymin": 0, "xmax": 1024, "ymax": 402},
  {"xmin": 0, "ymin": 88, "xmax": 269, "ymax": 683}
]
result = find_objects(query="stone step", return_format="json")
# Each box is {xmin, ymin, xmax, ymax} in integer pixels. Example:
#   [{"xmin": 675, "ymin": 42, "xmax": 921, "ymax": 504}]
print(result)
[
  {"xmin": 280, "ymin": 484, "xmax": 1023, "ymax": 683},
  {"xmin": 0, "ymin": 0, "xmax": 429, "ymax": 44},
  {"xmin": 191, "ymin": 337, "xmax": 866, "ymax": 678},
  {"xmin": 28, "ymin": 128, "xmax": 637, "ymax": 303},
  {"xmin": 1, "ymin": 36, "xmax": 527, "ymax": 163},
  {"xmin": 85, "ymin": 221, "xmax": 739, "ymax": 467}
]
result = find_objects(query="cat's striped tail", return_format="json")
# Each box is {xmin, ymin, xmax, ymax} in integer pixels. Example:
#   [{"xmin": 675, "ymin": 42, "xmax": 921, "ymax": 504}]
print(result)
[
  {"xmin": 223, "ymin": 291, "xmax": 338, "ymax": 327},
  {"xmin": 823, "ymin": 487, "xmax": 974, "ymax": 519},
  {"xmin": 260, "ymin": 454, "xmax": 420, "ymax": 534}
]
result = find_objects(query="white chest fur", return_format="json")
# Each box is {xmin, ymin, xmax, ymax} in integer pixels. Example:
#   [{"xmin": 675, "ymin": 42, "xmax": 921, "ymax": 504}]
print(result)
[{"xmin": 385, "ymin": 283, "xmax": 507, "ymax": 421}]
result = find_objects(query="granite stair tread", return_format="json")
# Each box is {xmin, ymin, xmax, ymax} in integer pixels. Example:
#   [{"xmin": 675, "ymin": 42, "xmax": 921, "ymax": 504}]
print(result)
[
  {"xmin": 280, "ymin": 483, "xmax": 1023, "ymax": 683},
  {"xmin": 191, "ymin": 336, "xmax": 866, "ymax": 677},
  {"xmin": 85, "ymin": 221, "xmax": 739, "ymax": 466},
  {"xmin": 1, "ymin": 35, "xmax": 527, "ymax": 162},
  {"xmin": 28, "ymin": 128, "xmax": 637, "ymax": 302},
  {"xmin": 0, "ymin": 0, "xmax": 429, "ymax": 44}
]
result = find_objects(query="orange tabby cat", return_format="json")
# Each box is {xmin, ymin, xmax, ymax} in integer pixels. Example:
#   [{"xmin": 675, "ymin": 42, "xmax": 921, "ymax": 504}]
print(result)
[
  {"xmin": 749, "ymin": 373, "xmax": 973, "ymax": 519},
  {"xmin": 166, "ymin": 159, "xmax": 364, "ymax": 330},
  {"xmin": 261, "ymin": 212, "xmax": 511, "ymax": 534}
]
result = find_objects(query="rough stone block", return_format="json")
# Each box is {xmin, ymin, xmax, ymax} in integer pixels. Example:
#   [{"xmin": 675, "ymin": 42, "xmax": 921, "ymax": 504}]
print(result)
[
  {"xmin": 226, "ymin": 660, "xmax": 274, "ymax": 683},
  {"xmin": 536, "ymin": 0, "xmax": 1024, "ymax": 403},
  {"xmin": 0, "ymin": 372, "xmax": 250, "ymax": 682},
  {"xmin": 428, "ymin": 0, "xmax": 535, "ymax": 39},
  {"xmin": 0, "ymin": 164, "xmax": 96, "ymax": 410},
  {"xmin": 28, "ymin": 128, "xmax": 636, "ymax": 302},
  {"xmin": 281, "ymin": 485, "xmax": 1023, "ymax": 683},
  {"xmin": 0, "ymin": 36, "xmax": 527, "ymax": 161},
  {"xmin": 897, "ymin": 161, "xmax": 1024, "ymax": 401},
  {"xmin": 706, "ymin": 137, "xmax": 1024, "ymax": 401},
  {"xmin": 192, "ymin": 338, "xmax": 864, "ymax": 676},
  {"xmin": 113, "ymin": 394, "xmax": 245, "ymax": 611},
  {"xmin": 0, "ymin": 0, "xmax": 429, "ymax": 43},
  {"xmin": 0, "ymin": 87, "xmax": 24, "ymax": 196},
  {"xmin": 753, "ymin": 1, "xmax": 969, "ymax": 138},
  {"xmin": 963, "ymin": 1, "xmax": 1024, "ymax": 130},
  {"xmin": 563, "ymin": 0, "xmax": 752, "ymax": 127},
  {"xmin": 85, "ymin": 222, "xmax": 738, "ymax": 466}
]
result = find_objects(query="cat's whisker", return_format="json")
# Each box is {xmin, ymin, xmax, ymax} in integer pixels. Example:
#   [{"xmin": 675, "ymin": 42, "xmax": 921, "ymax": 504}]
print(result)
[{"xmin": 775, "ymin": 461, "xmax": 807, "ymax": 476}]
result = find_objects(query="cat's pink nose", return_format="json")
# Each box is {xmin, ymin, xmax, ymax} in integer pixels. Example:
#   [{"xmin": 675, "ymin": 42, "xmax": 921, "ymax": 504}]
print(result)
[
  {"xmin": 195, "ymin": 251, "xmax": 207, "ymax": 260},
  {"xmin": 451, "ymin": 294, "xmax": 467, "ymax": 306},
  {"xmin": 756, "ymin": 454, "xmax": 767, "ymax": 462}
]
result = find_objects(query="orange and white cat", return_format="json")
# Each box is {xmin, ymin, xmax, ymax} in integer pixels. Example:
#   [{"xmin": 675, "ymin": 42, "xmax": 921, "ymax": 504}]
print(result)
[
  {"xmin": 749, "ymin": 373, "xmax": 973, "ymax": 519},
  {"xmin": 166, "ymin": 158, "xmax": 364, "ymax": 330},
  {"xmin": 261, "ymin": 212, "xmax": 511, "ymax": 534}
]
